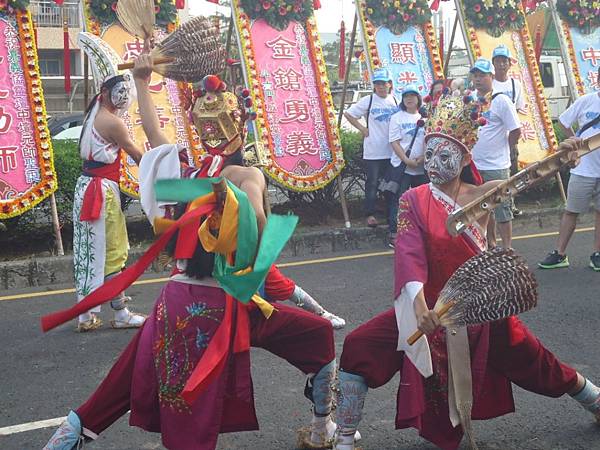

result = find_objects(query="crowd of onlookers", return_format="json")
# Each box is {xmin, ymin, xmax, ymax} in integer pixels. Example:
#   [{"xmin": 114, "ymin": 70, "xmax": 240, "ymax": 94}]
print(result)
[{"xmin": 344, "ymin": 46, "xmax": 600, "ymax": 272}]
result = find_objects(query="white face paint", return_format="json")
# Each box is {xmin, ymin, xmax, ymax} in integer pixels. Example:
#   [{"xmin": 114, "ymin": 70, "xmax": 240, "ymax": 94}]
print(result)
[
  {"xmin": 424, "ymin": 136, "xmax": 464, "ymax": 185},
  {"xmin": 110, "ymin": 76, "xmax": 132, "ymax": 109}
]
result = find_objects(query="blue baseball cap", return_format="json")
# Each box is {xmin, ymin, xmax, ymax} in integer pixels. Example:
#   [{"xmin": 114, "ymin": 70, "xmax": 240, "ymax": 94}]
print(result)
[
  {"xmin": 402, "ymin": 84, "xmax": 420, "ymax": 96},
  {"xmin": 372, "ymin": 68, "xmax": 393, "ymax": 83},
  {"xmin": 492, "ymin": 45, "xmax": 511, "ymax": 60},
  {"xmin": 470, "ymin": 58, "xmax": 494, "ymax": 75}
]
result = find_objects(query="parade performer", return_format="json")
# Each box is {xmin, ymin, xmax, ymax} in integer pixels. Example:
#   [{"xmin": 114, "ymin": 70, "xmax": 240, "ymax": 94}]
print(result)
[
  {"xmin": 72, "ymin": 64, "xmax": 146, "ymax": 332},
  {"xmin": 135, "ymin": 52, "xmax": 345, "ymax": 328},
  {"xmin": 333, "ymin": 95, "xmax": 600, "ymax": 450}
]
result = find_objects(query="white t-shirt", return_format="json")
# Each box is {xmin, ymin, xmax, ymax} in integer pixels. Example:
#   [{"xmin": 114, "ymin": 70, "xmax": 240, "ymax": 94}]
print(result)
[
  {"xmin": 559, "ymin": 92, "xmax": 600, "ymax": 178},
  {"xmin": 346, "ymin": 93, "xmax": 399, "ymax": 160},
  {"xmin": 472, "ymin": 91, "xmax": 521, "ymax": 171},
  {"xmin": 388, "ymin": 110, "xmax": 425, "ymax": 175},
  {"xmin": 493, "ymin": 78, "xmax": 526, "ymax": 111}
]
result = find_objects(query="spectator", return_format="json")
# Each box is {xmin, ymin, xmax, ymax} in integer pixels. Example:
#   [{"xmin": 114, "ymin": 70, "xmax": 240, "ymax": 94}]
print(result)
[
  {"xmin": 382, "ymin": 84, "xmax": 427, "ymax": 247},
  {"xmin": 492, "ymin": 45, "xmax": 527, "ymax": 215},
  {"xmin": 470, "ymin": 58, "xmax": 521, "ymax": 248},
  {"xmin": 344, "ymin": 68, "xmax": 399, "ymax": 228},
  {"xmin": 450, "ymin": 77, "xmax": 465, "ymax": 97},
  {"xmin": 428, "ymin": 79, "xmax": 445, "ymax": 105},
  {"xmin": 539, "ymin": 66, "xmax": 600, "ymax": 271}
]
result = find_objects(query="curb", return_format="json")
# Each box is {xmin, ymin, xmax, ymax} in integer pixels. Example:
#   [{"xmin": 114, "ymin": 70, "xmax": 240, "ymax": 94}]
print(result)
[{"xmin": 0, "ymin": 205, "xmax": 566, "ymax": 291}]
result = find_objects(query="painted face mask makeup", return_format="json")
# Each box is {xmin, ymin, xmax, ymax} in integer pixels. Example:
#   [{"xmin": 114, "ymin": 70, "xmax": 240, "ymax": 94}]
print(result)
[
  {"xmin": 424, "ymin": 136, "xmax": 464, "ymax": 185},
  {"xmin": 110, "ymin": 77, "xmax": 132, "ymax": 110}
]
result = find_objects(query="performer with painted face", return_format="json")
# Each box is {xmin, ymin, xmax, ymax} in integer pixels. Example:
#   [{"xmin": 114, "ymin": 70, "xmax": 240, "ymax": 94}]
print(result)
[
  {"xmin": 72, "ymin": 34, "xmax": 147, "ymax": 332},
  {"xmin": 333, "ymin": 95, "xmax": 600, "ymax": 450}
]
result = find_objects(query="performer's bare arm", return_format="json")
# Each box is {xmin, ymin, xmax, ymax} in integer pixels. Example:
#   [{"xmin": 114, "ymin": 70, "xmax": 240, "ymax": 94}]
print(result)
[
  {"xmin": 96, "ymin": 112, "xmax": 143, "ymax": 165},
  {"xmin": 131, "ymin": 54, "xmax": 170, "ymax": 148}
]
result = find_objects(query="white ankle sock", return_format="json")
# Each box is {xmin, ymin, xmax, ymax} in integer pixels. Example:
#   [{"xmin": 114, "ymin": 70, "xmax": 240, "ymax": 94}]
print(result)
[
  {"xmin": 571, "ymin": 379, "xmax": 600, "ymax": 411},
  {"xmin": 78, "ymin": 312, "xmax": 92, "ymax": 323},
  {"xmin": 113, "ymin": 307, "xmax": 130, "ymax": 322}
]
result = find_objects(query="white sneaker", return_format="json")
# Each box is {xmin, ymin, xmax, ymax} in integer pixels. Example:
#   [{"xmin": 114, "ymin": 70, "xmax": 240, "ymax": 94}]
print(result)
[{"xmin": 110, "ymin": 308, "xmax": 146, "ymax": 329}]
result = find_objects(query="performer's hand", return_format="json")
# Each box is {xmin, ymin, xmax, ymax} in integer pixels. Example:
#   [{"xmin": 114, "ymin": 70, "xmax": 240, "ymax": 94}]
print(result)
[
  {"xmin": 414, "ymin": 294, "xmax": 441, "ymax": 335},
  {"xmin": 361, "ymin": 126, "xmax": 369, "ymax": 138},
  {"xmin": 559, "ymin": 137, "xmax": 583, "ymax": 168},
  {"xmin": 417, "ymin": 310, "xmax": 441, "ymax": 335},
  {"xmin": 132, "ymin": 54, "xmax": 154, "ymax": 83}
]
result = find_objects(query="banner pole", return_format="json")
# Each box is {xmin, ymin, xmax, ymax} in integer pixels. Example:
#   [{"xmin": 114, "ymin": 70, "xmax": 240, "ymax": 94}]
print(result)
[
  {"xmin": 335, "ymin": 12, "xmax": 358, "ymax": 229},
  {"xmin": 453, "ymin": 1, "xmax": 474, "ymax": 66},
  {"xmin": 49, "ymin": 193, "xmax": 64, "ymax": 256},
  {"xmin": 443, "ymin": 14, "xmax": 459, "ymax": 78}
]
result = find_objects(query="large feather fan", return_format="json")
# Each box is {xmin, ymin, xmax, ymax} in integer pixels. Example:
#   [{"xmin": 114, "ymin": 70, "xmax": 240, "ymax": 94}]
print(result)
[
  {"xmin": 408, "ymin": 247, "xmax": 538, "ymax": 345},
  {"xmin": 117, "ymin": 16, "xmax": 226, "ymax": 83},
  {"xmin": 116, "ymin": 0, "xmax": 155, "ymax": 39}
]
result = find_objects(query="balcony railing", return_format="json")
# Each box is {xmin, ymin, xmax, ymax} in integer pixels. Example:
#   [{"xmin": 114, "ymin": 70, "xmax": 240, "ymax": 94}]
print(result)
[{"xmin": 30, "ymin": 0, "xmax": 80, "ymax": 28}]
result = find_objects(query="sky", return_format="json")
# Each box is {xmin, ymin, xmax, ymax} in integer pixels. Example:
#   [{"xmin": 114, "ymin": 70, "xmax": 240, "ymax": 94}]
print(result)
[{"xmin": 189, "ymin": 0, "xmax": 458, "ymax": 34}]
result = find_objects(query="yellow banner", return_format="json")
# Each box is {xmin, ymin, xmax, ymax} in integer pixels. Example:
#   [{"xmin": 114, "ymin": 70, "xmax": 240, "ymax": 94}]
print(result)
[
  {"xmin": 459, "ymin": 2, "xmax": 557, "ymax": 165},
  {"xmin": 100, "ymin": 25, "xmax": 196, "ymax": 197}
]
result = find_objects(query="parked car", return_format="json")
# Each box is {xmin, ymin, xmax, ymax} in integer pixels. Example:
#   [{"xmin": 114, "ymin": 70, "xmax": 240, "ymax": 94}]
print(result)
[{"xmin": 47, "ymin": 113, "xmax": 84, "ymax": 140}]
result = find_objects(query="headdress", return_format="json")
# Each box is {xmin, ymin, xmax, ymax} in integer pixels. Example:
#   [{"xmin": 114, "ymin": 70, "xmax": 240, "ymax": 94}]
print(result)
[
  {"xmin": 189, "ymin": 75, "xmax": 255, "ymax": 157},
  {"xmin": 421, "ymin": 94, "xmax": 487, "ymax": 154},
  {"xmin": 78, "ymin": 32, "xmax": 128, "ymax": 93}
]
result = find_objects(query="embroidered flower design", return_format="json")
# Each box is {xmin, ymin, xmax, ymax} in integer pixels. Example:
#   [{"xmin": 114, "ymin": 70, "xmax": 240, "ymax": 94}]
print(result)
[
  {"xmin": 186, "ymin": 302, "xmax": 207, "ymax": 317},
  {"xmin": 195, "ymin": 328, "xmax": 210, "ymax": 349}
]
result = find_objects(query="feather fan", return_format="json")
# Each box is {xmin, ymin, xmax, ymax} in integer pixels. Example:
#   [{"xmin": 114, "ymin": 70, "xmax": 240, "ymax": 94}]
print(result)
[
  {"xmin": 117, "ymin": 16, "xmax": 226, "ymax": 82},
  {"xmin": 408, "ymin": 247, "xmax": 538, "ymax": 345},
  {"xmin": 116, "ymin": 0, "xmax": 155, "ymax": 39}
]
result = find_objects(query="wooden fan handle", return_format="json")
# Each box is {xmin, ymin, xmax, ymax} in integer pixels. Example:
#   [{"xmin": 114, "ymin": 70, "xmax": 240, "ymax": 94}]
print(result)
[
  {"xmin": 407, "ymin": 301, "xmax": 455, "ymax": 346},
  {"xmin": 117, "ymin": 56, "xmax": 175, "ymax": 70}
]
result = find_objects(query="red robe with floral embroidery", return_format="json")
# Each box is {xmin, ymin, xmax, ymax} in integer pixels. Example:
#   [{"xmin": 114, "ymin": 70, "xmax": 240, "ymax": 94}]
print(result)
[{"xmin": 393, "ymin": 184, "xmax": 528, "ymax": 449}]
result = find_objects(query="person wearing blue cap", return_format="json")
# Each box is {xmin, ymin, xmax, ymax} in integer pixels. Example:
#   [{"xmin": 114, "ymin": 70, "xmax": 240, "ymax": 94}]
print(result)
[
  {"xmin": 492, "ymin": 45, "xmax": 526, "ymax": 192},
  {"xmin": 470, "ymin": 57, "xmax": 521, "ymax": 249},
  {"xmin": 381, "ymin": 84, "xmax": 427, "ymax": 247},
  {"xmin": 345, "ymin": 68, "xmax": 399, "ymax": 228}
]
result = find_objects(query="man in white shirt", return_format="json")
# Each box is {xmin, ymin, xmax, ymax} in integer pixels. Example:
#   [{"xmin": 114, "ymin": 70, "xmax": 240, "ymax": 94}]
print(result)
[
  {"xmin": 344, "ymin": 68, "xmax": 399, "ymax": 227},
  {"xmin": 492, "ymin": 45, "xmax": 527, "ymax": 216},
  {"xmin": 539, "ymin": 66, "xmax": 600, "ymax": 271},
  {"xmin": 470, "ymin": 58, "xmax": 522, "ymax": 248}
]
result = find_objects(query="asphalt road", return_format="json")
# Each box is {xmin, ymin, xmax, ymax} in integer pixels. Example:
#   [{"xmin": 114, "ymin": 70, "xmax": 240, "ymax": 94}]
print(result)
[{"xmin": 1, "ymin": 221, "xmax": 599, "ymax": 450}]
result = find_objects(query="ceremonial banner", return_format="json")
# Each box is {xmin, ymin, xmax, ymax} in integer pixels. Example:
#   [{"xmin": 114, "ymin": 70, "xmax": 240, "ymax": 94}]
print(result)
[
  {"xmin": 83, "ymin": 2, "xmax": 196, "ymax": 198},
  {"xmin": 356, "ymin": 0, "xmax": 443, "ymax": 96},
  {"xmin": 0, "ymin": 10, "xmax": 56, "ymax": 219},
  {"xmin": 232, "ymin": 1, "xmax": 344, "ymax": 192},
  {"xmin": 457, "ymin": 0, "xmax": 558, "ymax": 166},
  {"xmin": 553, "ymin": 0, "xmax": 600, "ymax": 95}
]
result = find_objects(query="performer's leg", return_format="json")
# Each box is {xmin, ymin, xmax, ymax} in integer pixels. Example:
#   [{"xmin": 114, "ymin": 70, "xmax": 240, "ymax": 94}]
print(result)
[
  {"xmin": 104, "ymin": 190, "xmax": 145, "ymax": 329},
  {"xmin": 487, "ymin": 319, "xmax": 600, "ymax": 421},
  {"xmin": 44, "ymin": 330, "xmax": 141, "ymax": 449},
  {"xmin": 250, "ymin": 304, "xmax": 338, "ymax": 446},
  {"xmin": 335, "ymin": 308, "xmax": 402, "ymax": 450},
  {"xmin": 264, "ymin": 265, "xmax": 346, "ymax": 329}
]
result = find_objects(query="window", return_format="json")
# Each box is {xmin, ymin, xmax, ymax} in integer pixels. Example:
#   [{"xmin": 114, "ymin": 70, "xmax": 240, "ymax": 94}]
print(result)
[
  {"xmin": 38, "ymin": 59, "xmax": 61, "ymax": 76},
  {"xmin": 540, "ymin": 62, "xmax": 554, "ymax": 88}
]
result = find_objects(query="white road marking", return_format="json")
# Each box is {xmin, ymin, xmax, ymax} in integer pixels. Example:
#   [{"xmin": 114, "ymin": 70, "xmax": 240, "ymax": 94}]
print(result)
[{"xmin": 0, "ymin": 416, "xmax": 65, "ymax": 436}]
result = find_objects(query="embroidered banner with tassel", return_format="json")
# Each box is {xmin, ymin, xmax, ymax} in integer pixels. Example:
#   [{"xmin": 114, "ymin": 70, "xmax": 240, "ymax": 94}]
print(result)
[
  {"xmin": 355, "ymin": 0, "xmax": 444, "ymax": 98},
  {"xmin": 231, "ymin": 0, "xmax": 345, "ymax": 192},
  {"xmin": 0, "ymin": 8, "xmax": 57, "ymax": 219},
  {"xmin": 455, "ymin": 0, "xmax": 558, "ymax": 167}
]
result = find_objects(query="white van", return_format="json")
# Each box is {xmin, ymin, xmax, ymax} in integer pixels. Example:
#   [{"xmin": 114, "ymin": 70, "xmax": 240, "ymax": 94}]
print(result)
[{"xmin": 539, "ymin": 55, "xmax": 570, "ymax": 120}]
